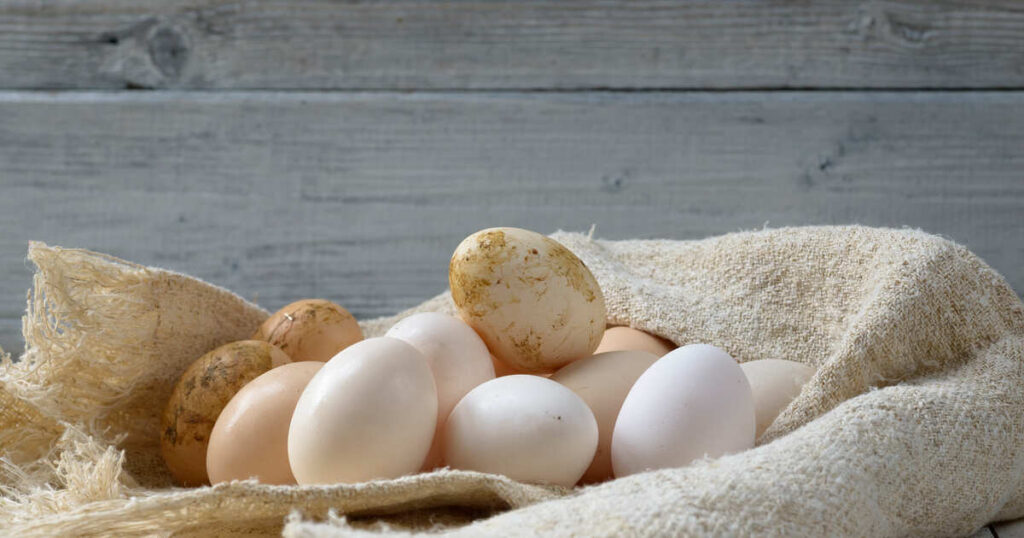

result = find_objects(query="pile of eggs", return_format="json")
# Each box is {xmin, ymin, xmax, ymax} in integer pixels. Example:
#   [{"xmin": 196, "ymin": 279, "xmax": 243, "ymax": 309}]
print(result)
[{"xmin": 160, "ymin": 227, "xmax": 815, "ymax": 488}]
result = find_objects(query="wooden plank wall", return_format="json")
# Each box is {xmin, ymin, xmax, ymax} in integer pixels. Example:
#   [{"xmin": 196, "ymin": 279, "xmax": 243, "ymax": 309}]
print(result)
[
  {"xmin": 1, "ymin": 3, "xmax": 1022, "ymax": 533},
  {"xmin": 1, "ymin": 0, "xmax": 1023, "ymax": 373},
  {"xmin": 3, "ymin": 0, "xmax": 1024, "ymax": 89}
]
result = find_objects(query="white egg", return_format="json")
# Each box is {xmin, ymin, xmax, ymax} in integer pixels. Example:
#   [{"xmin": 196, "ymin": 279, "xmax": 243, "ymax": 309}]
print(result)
[
  {"xmin": 740, "ymin": 359, "xmax": 815, "ymax": 438},
  {"xmin": 444, "ymin": 375, "xmax": 598, "ymax": 487},
  {"xmin": 611, "ymin": 344, "xmax": 754, "ymax": 478},
  {"xmin": 386, "ymin": 312, "xmax": 495, "ymax": 468},
  {"xmin": 288, "ymin": 337, "xmax": 438, "ymax": 484}
]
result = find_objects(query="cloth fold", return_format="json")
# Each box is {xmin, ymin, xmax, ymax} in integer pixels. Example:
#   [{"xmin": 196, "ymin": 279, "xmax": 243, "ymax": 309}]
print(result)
[{"xmin": 0, "ymin": 226, "xmax": 1021, "ymax": 537}]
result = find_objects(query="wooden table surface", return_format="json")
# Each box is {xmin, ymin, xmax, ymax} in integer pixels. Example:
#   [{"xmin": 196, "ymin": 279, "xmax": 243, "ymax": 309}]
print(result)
[{"xmin": 1, "ymin": 3, "xmax": 1023, "ymax": 533}]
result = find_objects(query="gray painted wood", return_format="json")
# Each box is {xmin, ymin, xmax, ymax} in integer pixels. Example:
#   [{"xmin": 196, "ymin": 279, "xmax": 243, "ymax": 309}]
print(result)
[
  {"xmin": 1, "ymin": 90, "xmax": 1023, "ymax": 353},
  {"xmin": 3, "ymin": 0, "xmax": 1024, "ymax": 90}
]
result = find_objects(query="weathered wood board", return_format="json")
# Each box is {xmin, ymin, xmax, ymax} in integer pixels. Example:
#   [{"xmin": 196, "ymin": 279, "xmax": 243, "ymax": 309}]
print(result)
[
  {"xmin": 1, "ymin": 90, "xmax": 1022, "ymax": 353},
  {"xmin": 2, "ymin": 0, "xmax": 1024, "ymax": 90}
]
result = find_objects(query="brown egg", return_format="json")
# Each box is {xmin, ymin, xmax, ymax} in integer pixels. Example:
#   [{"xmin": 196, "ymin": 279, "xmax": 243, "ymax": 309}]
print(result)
[
  {"xmin": 161, "ymin": 340, "xmax": 290, "ymax": 486},
  {"xmin": 594, "ymin": 326, "xmax": 675, "ymax": 357},
  {"xmin": 253, "ymin": 299, "xmax": 363, "ymax": 362},
  {"xmin": 551, "ymin": 350, "xmax": 659, "ymax": 484},
  {"xmin": 207, "ymin": 361, "xmax": 324, "ymax": 485}
]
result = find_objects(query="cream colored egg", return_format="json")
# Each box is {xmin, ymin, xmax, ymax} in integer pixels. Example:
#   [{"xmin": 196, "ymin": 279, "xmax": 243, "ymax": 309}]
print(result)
[
  {"xmin": 612, "ymin": 344, "xmax": 755, "ymax": 478},
  {"xmin": 444, "ymin": 375, "xmax": 598, "ymax": 487},
  {"xmin": 288, "ymin": 337, "xmax": 438, "ymax": 484},
  {"xmin": 551, "ymin": 350, "xmax": 658, "ymax": 484},
  {"xmin": 740, "ymin": 359, "xmax": 815, "ymax": 438},
  {"xmin": 385, "ymin": 312, "xmax": 495, "ymax": 469},
  {"xmin": 594, "ymin": 326, "xmax": 675, "ymax": 357},
  {"xmin": 449, "ymin": 227, "xmax": 606, "ymax": 373},
  {"xmin": 207, "ymin": 361, "xmax": 323, "ymax": 485}
]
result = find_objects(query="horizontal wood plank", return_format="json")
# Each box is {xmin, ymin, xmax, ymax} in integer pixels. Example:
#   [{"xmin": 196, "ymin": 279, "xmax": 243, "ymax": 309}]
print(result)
[
  {"xmin": 2, "ymin": 0, "xmax": 1024, "ymax": 90},
  {"xmin": 1, "ymin": 90, "xmax": 1023, "ymax": 352}
]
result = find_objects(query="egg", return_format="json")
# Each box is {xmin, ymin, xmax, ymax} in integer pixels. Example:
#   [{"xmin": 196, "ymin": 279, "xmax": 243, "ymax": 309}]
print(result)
[
  {"xmin": 449, "ymin": 227, "xmax": 606, "ymax": 373},
  {"xmin": 551, "ymin": 350, "xmax": 659, "ymax": 484},
  {"xmin": 253, "ymin": 299, "xmax": 363, "ymax": 362},
  {"xmin": 288, "ymin": 337, "xmax": 437, "ymax": 484},
  {"xmin": 594, "ymin": 326, "xmax": 675, "ymax": 357},
  {"xmin": 160, "ymin": 340, "xmax": 290, "ymax": 486},
  {"xmin": 491, "ymin": 353, "xmax": 552, "ymax": 378},
  {"xmin": 206, "ymin": 361, "xmax": 323, "ymax": 485},
  {"xmin": 740, "ymin": 359, "xmax": 815, "ymax": 438},
  {"xmin": 491, "ymin": 353, "xmax": 524, "ymax": 377},
  {"xmin": 444, "ymin": 375, "xmax": 598, "ymax": 487},
  {"xmin": 611, "ymin": 344, "xmax": 754, "ymax": 478},
  {"xmin": 385, "ymin": 312, "xmax": 495, "ymax": 468}
]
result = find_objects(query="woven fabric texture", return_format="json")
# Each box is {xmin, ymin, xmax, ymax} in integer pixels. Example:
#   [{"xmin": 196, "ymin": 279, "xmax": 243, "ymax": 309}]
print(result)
[{"xmin": 1, "ymin": 226, "xmax": 1022, "ymax": 537}]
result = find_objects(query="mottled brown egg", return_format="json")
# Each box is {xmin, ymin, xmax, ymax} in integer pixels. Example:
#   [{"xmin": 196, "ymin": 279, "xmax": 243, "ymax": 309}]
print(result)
[
  {"xmin": 594, "ymin": 326, "xmax": 675, "ymax": 357},
  {"xmin": 253, "ymin": 299, "xmax": 363, "ymax": 362},
  {"xmin": 450, "ymin": 227, "xmax": 606, "ymax": 373},
  {"xmin": 161, "ymin": 340, "xmax": 290, "ymax": 486},
  {"xmin": 207, "ymin": 361, "xmax": 324, "ymax": 485}
]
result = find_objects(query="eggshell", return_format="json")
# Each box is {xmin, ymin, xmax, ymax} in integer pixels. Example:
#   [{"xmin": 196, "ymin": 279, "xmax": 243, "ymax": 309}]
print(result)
[
  {"xmin": 253, "ymin": 299, "xmax": 362, "ymax": 362},
  {"xmin": 491, "ymin": 353, "xmax": 551, "ymax": 378},
  {"xmin": 385, "ymin": 312, "xmax": 495, "ymax": 469},
  {"xmin": 594, "ymin": 326, "xmax": 675, "ymax": 357},
  {"xmin": 160, "ymin": 340, "xmax": 290, "ymax": 486},
  {"xmin": 207, "ymin": 361, "xmax": 323, "ymax": 485},
  {"xmin": 491, "ymin": 353, "xmax": 525, "ymax": 377},
  {"xmin": 449, "ymin": 227, "xmax": 606, "ymax": 373},
  {"xmin": 288, "ymin": 337, "xmax": 438, "ymax": 484},
  {"xmin": 612, "ymin": 344, "xmax": 754, "ymax": 478},
  {"xmin": 740, "ymin": 359, "xmax": 815, "ymax": 438},
  {"xmin": 551, "ymin": 350, "xmax": 659, "ymax": 484},
  {"xmin": 444, "ymin": 375, "xmax": 598, "ymax": 487}
]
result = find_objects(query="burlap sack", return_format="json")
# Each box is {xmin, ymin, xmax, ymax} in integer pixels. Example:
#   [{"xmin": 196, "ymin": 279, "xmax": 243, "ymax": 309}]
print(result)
[{"xmin": 1, "ymin": 226, "xmax": 1022, "ymax": 537}]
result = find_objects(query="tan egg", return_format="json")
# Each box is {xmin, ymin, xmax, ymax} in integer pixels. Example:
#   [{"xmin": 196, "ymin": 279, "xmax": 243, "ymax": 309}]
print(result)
[
  {"xmin": 450, "ymin": 227, "xmax": 606, "ymax": 373},
  {"xmin": 740, "ymin": 359, "xmax": 815, "ymax": 438},
  {"xmin": 551, "ymin": 350, "xmax": 659, "ymax": 484},
  {"xmin": 253, "ymin": 299, "xmax": 363, "ymax": 362},
  {"xmin": 207, "ymin": 361, "xmax": 323, "ymax": 485},
  {"xmin": 594, "ymin": 326, "xmax": 675, "ymax": 357},
  {"xmin": 161, "ymin": 340, "xmax": 290, "ymax": 486}
]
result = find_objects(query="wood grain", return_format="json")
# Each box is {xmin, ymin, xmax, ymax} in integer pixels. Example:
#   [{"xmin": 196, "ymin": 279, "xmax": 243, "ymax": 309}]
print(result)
[
  {"xmin": 2, "ymin": 0, "xmax": 1024, "ymax": 90},
  {"xmin": 1, "ymin": 90, "xmax": 1023, "ymax": 352}
]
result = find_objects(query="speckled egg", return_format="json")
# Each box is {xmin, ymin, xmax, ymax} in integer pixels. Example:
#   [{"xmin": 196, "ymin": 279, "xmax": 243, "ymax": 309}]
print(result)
[{"xmin": 449, "ymin": 228, "xmax": 606, "ymax": 373}]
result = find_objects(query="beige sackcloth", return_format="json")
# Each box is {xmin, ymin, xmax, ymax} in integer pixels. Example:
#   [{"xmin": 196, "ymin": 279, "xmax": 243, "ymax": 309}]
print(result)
[{"xmin": 1, "ymin": 226, "xmax": 1023, "ymax": 537}]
